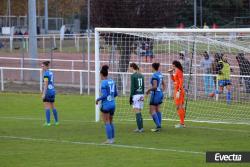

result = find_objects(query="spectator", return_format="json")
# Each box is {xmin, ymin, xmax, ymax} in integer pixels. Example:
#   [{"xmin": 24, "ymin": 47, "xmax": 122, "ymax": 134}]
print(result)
[
  {"xmin": 211, "ymin": 53, "xmax": 223, "ymax": 87},
  {"xmin": 236, "ymin": 53, "xmax": 250, "ymax": 93},
  {"xmin": 179, "ymin": 51, "xmax": 190, "ymax": 74},
  {"xmin": 200, "ymin": 51, "xmax": 214, "ymax": 95},
  {"xmin": 145, "ymin": 41, "xmax": 154, "ymax": 62},
  {"xmin": 65, "ymin": 28, "xmax": 71, "ymax": 35},
  {"xmin": 203, "ymin": 22, "xmax": 209, "ymax": 29},
  {"xmin": 179, "ymin": 51, "xmax": 191, "ymax": 91},
  {"xmin": 18, "ymin": 30, "xmax": 23, "ymax": 36},
  {"xmin": 0, "ymin": 40, "xmax": 4, "ymax": 49},
  {"xmin": 210, "ymin": 54, "xmax": 232, "ymax": 104},
  {"xmin": 24, "ymin": 31, "xmax": 28, "ymax": 36}
]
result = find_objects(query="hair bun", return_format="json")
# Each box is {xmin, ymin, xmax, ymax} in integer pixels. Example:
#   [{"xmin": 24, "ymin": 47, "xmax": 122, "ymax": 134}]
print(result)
[
  {"xmin": 42, "ymin": 61, "xmax": 50, "ymax": 66},
  {"xmin": 102, "ymin": 65, "xmax": 109, "ymax": 71}
]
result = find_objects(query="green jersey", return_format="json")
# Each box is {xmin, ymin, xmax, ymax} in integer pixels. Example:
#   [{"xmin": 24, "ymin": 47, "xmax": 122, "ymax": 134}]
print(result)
[
  {"xmin": 217, "ymin": 60, "xmax": 231, "ymax": 80},
  {"xmin": 130, "ymin": 72, "xmax": 144, "ymax": 96}
]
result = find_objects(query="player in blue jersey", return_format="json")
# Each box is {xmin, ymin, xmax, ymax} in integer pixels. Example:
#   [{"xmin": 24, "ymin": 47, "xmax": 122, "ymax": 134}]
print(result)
[
  {"xmin": 146, "ymin": 63, "xmax": 166, "ymax": 132},
  {"xmin": 96, "ymin": 65, "xmax": 118, "ymax": 144},
  {"xmin": 41, "ymin": 61, "xmax": 58, "ymax": 126}
]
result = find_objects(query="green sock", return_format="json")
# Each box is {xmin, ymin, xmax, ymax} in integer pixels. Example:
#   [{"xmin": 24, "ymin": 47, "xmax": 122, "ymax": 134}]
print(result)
[{"xmin": 136, "ymin": 112, "xmax": 143, "ymax": 129}]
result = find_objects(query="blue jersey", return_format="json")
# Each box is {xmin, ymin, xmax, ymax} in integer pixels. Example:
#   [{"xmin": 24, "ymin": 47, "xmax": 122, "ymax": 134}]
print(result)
[
  {"xmin": 97, "ymin": 79, "xmax": 118, "ymax": 111},
  {"xmin": 151, "ymin": 71, "xmax": 163, "ymax": 92},
  {"xmin": 43, "ymin": 70, "xmax": 55, "ymax": 95},
  {"xmin": 150, "ymin": 72, "xmax": 164, "ymax": 105}
]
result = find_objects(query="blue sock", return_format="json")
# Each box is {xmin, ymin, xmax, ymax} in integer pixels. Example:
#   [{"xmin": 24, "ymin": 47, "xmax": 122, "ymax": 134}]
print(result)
[
  {"xmin": 226, "ymin": 91, "xmax": 231, "ymax": 104},
  {"xmin": 152, "ymin": 113, "xmax": 161, "ymax": 128},
  {"xmin": 45, "ymin": 109, "xmax": 50, "ymax": 124},
  {"xmin": 105, "ymin": 123, "xmax": 112, "ymax": 140},
  {"xmin": 110, "ymin": 123, "xmax": 115, "ymax": 139},
  {"xmin": 156, "ymin": 112, "xmax": 162, "ymax": 126},
  {"xmin": 52, "ymin": 108, "xmax": 58, "ymax": 122}
]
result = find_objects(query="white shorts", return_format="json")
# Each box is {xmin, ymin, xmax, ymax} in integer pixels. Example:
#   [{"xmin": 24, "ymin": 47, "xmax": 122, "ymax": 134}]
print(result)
[{"xmin": 132, "ymin": 94, "xmax": 144, "ymax": 109}]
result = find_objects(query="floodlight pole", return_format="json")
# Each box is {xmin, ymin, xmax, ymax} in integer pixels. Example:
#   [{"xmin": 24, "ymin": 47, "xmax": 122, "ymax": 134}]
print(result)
[
  {"xmin": 44, "ymin": 0, "xmax": 48, "ymax": 34},
  {"xmin": 28, "ymin": 0, "xmax": 38, "ymax": 70},
  {"xmin": 200, "ymin": 0, "xmax": 203, "ymax": 28},
  {"xmin": 194, "ymin": 0, "xmax": 197, "ymax": 27},
  {"xmin": 87, "ymin": 0, "xmax": 90, "ymax": 94},
  {"xmin": 8, "ymin": 0, "xmax": 11, "ymax": 27}
]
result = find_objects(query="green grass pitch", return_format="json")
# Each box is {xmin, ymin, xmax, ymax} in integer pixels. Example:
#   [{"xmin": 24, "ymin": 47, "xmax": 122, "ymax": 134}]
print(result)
[{"xmin": 0, "ymin": 93, "xmax": 250, "ymax": 167}]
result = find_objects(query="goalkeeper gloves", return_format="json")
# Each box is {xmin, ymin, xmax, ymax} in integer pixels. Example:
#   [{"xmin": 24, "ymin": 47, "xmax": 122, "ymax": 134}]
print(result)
[{"xmin": 129, "ymin": 96, "xmax": 133, "ymax": 105}]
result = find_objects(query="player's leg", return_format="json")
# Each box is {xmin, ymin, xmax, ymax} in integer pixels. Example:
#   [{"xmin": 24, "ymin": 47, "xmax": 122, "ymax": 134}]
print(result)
[
  {"xmin": 155, "ymin": 105, "xmax": 162, "ymax": 127},
  {"xmin": 43, "ymin": 102, "xmax": 51, "ymax": 126},
  {"xmin": 209, "ymin": 80, "xmax": 224, "ymax": 97},
  {"xmin": 150, "ymin": 105, "xmax": 161, "ymax": 132},
  {"xmin": 51, "ymin": 102, "xmax": 59, "ymax": 125},
  {"xmin": 204, "ymin": 75, "xmax": 209, "ymax": 95},
  {"xmin": 149, "ymin": 93, "xmax": 161, "ymax": 131},
  {"xmin": 109, "ymin": 112, "xmax": 115, "ymax": 143},
  {"xmin": 209, "ymin": 75, "xmax": 215, "ymax": 94},
  {"xmin": 226, "ymin": 82, "xmax": 232, "ymax": 104},
  {"xmin": 175, "ymin": 104, "xmax": 186, "ymax": 128},
  {"xmin": 102, "ymin": 112, "xmax": 113, "ymax": 144},
  {"xmin": 174, "ymin": 90, "xmax": 185, "ymax": 128},
  {"xmin": 132, "ymin": 95, "xmax": 144, "ymax": 132},
  {"xmin": 155, "ymin": 92, "xmax": 163, "ymax": 126},
  {"xmin": 134, "ymin": 108, "xmax": 144, "ymax": 132}
]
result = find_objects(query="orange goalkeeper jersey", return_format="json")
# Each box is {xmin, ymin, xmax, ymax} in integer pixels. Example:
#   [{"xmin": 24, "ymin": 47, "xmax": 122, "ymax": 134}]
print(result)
[
  {"xmin": 171, "ymin": 68, "xmax": 184, "ymax": 91},
  {"xmin": 171, "ymin": 68, "xmax": 185, "ymax": 105}
]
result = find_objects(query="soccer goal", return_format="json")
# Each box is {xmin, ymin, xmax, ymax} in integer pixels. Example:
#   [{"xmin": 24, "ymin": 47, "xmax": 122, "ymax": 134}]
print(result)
[{"xmin": 95, "ymin": 28, "xmax": 250, "ymax": 124}]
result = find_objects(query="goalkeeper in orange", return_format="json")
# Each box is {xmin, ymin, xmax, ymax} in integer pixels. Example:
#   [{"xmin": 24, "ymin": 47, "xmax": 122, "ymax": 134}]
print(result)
[{"xmin": 168, "ymin": 60, "xmax": 186, "ymax": 128}]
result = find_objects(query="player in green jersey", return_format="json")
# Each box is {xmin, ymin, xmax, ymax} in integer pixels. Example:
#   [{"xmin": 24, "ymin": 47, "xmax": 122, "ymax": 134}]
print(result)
[{"xmin": 129, "ymin": 63, "xmax": 144, "ymax": 132}]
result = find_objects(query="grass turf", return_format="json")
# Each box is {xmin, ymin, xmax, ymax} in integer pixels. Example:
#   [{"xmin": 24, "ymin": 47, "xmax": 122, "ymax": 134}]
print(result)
[{"xmin": 0, "ymin": 92, "xmax": 250, "ymax": 167}]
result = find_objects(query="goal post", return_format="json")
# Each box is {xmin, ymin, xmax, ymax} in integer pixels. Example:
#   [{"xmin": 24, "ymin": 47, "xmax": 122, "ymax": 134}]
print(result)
[
  {"xmin": 95, "ymin": 28, "xmax": 250, "ymax": 124},
  {"xmin": 95, "ymin": 30, "xmax": 100, "ymax": 122}
]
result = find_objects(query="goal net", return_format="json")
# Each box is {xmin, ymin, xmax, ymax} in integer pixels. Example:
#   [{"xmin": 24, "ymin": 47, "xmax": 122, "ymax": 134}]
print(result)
[{"xmin": 95, "ymin": 28, "xmax": 250, "ymax": 124}]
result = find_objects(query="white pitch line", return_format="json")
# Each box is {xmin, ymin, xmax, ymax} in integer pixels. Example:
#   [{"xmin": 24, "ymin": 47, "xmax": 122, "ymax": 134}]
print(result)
[
  {"xmin": 0, "ymin": 116, "xmax": 249, "ymax": 133},
  {"xmin": 0, "ymin": 116, "xmax": 250, "ymax": 133},
  {"xmin": 0, "ymin": 116, "xmax": 94, "ymax": 123},
  {"xmin": 189, "ymin": 126, "xmax": 250, "ymax": 133},
  {"xmin": 0, "ymin": 135, "xmax": 204, "ymax": 155}
]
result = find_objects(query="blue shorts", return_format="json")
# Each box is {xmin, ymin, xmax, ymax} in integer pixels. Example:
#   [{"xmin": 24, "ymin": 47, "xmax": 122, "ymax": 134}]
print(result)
[
  {"xmin": 150, "ymin": 91, "xmax": 163, "ymax": 106},
  {"xmin": 43, "ymin": 94, "xmax": 55, "ymax": 103},
  {"xmin": 218, "ymin": 80, "xmax": 231, "ymax": 87},
  {"xmin": 101, "ymin": 107, "xmax": 115, "ymax": 116},
  {"xmin": 101, "ymin": 103, "xmax": 115, "ymax": 116}
]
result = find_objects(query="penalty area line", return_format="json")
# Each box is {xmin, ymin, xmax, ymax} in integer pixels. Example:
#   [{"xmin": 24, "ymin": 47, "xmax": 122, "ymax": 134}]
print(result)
[{"xmin": 0, "ymin": 135, "xmax": 204, "ymax": 155}]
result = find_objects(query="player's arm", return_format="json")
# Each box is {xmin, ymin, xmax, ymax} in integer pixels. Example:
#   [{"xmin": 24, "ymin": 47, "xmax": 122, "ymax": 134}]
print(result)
[
  {"xmin": 129, "ymin": 75, "xmax": 135, "ymax": 105},
  {"xmin": 42, "ymin": 76, "xmax": 49, "ymax": 99},
  {"xmin": 175, "ymin": 71, "xmax": 184, "ymax": 99},
  {"xmin": 168, "ymin": 69, "xmax": 175, "ymax": 81},
  {"xmin": 146, "ymin": 79, "xmax": 157, "ymax": 95},
  {"xmin": 177, "ymin": 71, "xmax": 184, "ymax": 91},
  {"xmin": 114, "ymin": 84, "xmax": 118, "ymax": 97},
  {"xmin": 130, "ymin": 75, "xmax": 135, "ymax": 97},
  {"xmin": 162, "ymin": 79, "xmax": 166, "ymax": 92},
  {"xmin": 96, "ymin": 86, "xmax": 108, "ymax": 104},
  {"xmin": 142, "ymin": 75, "xmax": 145, "ymax": 94},
  {"xmin": 217, "ymin": 62, "xmax": 223, "ymax": 74}
]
